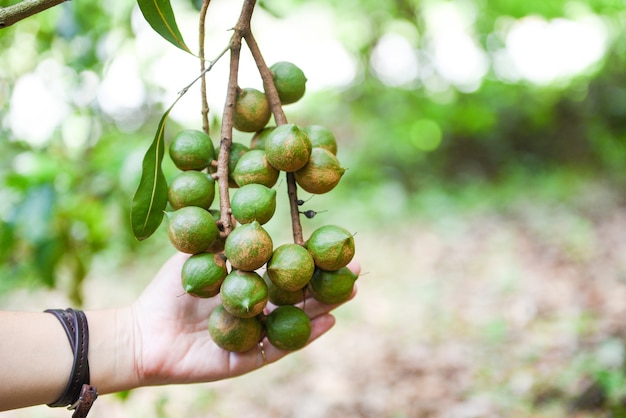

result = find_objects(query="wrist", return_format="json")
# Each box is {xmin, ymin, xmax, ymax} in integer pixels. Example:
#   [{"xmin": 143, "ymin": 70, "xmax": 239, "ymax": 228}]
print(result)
[{"xmin": 85, "ymin": 307, "xmax": 140, "ymax": 395}]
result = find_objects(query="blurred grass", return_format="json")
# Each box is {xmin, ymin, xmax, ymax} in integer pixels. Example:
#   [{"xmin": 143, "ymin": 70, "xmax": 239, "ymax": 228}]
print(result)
[{"xmin": 2, "ymin": 168, "xmax": 626, "ymax": 417}]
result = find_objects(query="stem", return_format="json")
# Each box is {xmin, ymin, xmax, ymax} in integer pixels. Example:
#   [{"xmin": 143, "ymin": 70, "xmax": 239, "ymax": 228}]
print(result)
[
  {"xmin": 245, "ymin": 31, "xmax": 305, "ymax": 246},
  {"xmin": 0, "ymin": 0, "xmax": 68, "ymax": 29},
  {"xmin": 216, "ymin": 0, "xmax": 257, "ymax": 237},
  {"xmin": 216, "ymin": 44, "xmax": 239, "ymax": 236},
  {"xmin": 244, "ymin": 32, "xmax": 287, "ymax": 125},
  {"xmin": 286, "ymin": 172, "xmax": 304, "ymax": 245},
  {"xmin": 199, "ymin": 0, "xmax": 211, "ymax": 134}
]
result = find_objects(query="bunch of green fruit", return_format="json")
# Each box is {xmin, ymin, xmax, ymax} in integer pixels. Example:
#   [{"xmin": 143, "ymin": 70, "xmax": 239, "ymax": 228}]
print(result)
[{"xmin": 163, "ymin": 61, "xmax": 357, "ymax": 353}]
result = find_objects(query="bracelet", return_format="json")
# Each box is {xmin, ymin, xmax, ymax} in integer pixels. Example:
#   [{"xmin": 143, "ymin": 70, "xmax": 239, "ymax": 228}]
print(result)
[{"xmin": 45, "ymin": 308, "xmax": 98, "ymax": 417}]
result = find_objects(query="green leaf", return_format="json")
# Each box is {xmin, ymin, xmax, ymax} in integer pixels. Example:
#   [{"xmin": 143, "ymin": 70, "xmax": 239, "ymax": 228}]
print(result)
[
  {"xmin": 137, "ymin": 0, "xmax": 192, "ymax": 54},
  {"xmin": 130, "ymin": 106, "xmax": 173, "ymax": 241}
]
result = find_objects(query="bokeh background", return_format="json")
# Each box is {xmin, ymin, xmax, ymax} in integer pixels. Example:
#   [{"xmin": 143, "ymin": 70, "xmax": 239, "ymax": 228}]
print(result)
[{"xmin": 1, "ymin": 0, "xmax": 626, "ymax": 416}]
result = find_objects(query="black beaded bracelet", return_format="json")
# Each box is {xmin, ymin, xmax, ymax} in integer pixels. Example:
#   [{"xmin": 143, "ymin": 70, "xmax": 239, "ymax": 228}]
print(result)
[{"xmin": 45, "ymin": 308, "xmax": 98, "ymax": 417}]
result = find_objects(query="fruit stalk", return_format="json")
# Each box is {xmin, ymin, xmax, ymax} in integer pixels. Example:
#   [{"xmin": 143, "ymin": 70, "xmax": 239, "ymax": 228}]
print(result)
[
  {"xmin": 215, "ymin": 0, "xmax": 257, "ymax": 236},
  {"xmin": 215, "ymin": 43, "xmax": 239, "ymax": 236},
  {"xmin": 286, "ymin": 172, "xmax": 304, "ymax": 245},
  {"xmin": 245, "ymin": 31, "xmax": 305, "ymax": 246}
]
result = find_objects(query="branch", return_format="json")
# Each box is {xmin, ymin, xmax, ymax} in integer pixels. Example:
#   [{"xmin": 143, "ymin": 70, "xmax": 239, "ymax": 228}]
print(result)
[
  {"xmin": 245, "ymin": 31, "xmax": 305, "ymax": 246},
  {"xmin": 0, "ymin": 0, "xmax": 69, "ymax": 29}
]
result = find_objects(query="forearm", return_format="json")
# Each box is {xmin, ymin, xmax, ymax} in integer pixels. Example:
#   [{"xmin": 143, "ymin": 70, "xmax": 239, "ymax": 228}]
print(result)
[
  {"xmin": 0, "ymin": 311, "xmax": 72, "ymax": 410},
  {"xmin": 0, "ymin": 308, "xmax": 139, "ymax": 411}
]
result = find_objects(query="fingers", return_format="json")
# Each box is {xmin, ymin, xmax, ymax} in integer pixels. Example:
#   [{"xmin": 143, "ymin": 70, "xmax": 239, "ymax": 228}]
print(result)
[
  {"xmin": 304, "ymin": 313, "xmax": 337, "ymax": 346},
  {"xmin": 228, "ymin": 312, "xmax": 336, "ymax": 375},
  {"xmin": 246, "ymin": 282, "xmax": 357, "ymax": 370},
  {"xmin": 217, "ymin": 258, "xmax": 363, "ymax": 377},
  {"xmin": 298, "ymin": 258, "xmax": 361, "ymax": 318},
  {"xmin": 347, "ymin": 259, "xmax": 361, "ymax": 276},
  {"xmin": 227, "ymin": 260, "xmax": 362, "ymax": 375},
  {"xmin": 298, "ymin": 286, "xmax": 358, "ymax": 319},
  {"xmin": 257, "ymin": 313, "xmax": 336, "ymax": 367}
]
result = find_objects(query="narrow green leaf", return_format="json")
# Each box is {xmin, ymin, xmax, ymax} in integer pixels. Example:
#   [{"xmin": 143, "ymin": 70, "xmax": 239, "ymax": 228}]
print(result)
[
  {"xmin": 130, "ymin": 107, "xmax": 173, "ymax": 241},
  {"xmin": 137, "ymin": 0, "xmax": 192, "ymax": 54}
]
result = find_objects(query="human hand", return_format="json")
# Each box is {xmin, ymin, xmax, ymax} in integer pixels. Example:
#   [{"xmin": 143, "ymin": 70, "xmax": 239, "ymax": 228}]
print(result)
[{"xmin": 130, "ymin": 252, "xmax": 360, "ymax": 387}]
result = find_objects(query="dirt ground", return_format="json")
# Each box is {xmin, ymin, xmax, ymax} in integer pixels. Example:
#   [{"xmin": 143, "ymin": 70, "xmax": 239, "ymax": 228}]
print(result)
[{"xmin": 3, "ymin": 178, "xmax": 626, "ymax": 418}]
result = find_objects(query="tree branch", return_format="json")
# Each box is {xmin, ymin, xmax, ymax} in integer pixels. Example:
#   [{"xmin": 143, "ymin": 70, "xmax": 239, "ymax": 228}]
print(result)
[{"xmin": 0, "ymin": 0, "xmax": 69, "ymax": 29}]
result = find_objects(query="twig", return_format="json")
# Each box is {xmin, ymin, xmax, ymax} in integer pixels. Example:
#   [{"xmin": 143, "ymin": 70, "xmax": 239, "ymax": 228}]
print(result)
[
  {"xmin": 244, "ymin": 31, "xmax": 305, "ymax": 246},
  {"xmin": 199, "ymin": 0, "xmax": 212, "ymax": 134},
  {"xmin": 0, "ymin": 0, "xmax": 68, "ymax": 29},
  {"xmin": 176, "ymin": 46, "xmax": 229, "ymax": 97}
]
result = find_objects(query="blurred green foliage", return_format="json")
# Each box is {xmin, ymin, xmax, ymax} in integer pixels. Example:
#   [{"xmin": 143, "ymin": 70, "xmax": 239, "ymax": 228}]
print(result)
[
  {"xmin": 0, "ymin": 3, "xmax": 138, "ymax": 303},
  {"xmin": 292, "ymin": 0, "xmax": 626, "ymax": 192},
  {"xmin": 0, "ymin": 0, "xmax": 625, "ymax": 304}
]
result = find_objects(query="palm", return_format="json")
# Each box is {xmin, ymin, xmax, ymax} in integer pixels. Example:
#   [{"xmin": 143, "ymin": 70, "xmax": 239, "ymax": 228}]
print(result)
[{"xmin": 131, "ymin": 252, "xmax": 357, "ymax": 387}]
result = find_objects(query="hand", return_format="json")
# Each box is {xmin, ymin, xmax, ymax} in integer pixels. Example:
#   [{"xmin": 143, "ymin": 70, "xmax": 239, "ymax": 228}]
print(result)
[{"xmin": 131, "ymin": 252, "xmax": 361, "ymax": 387}]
